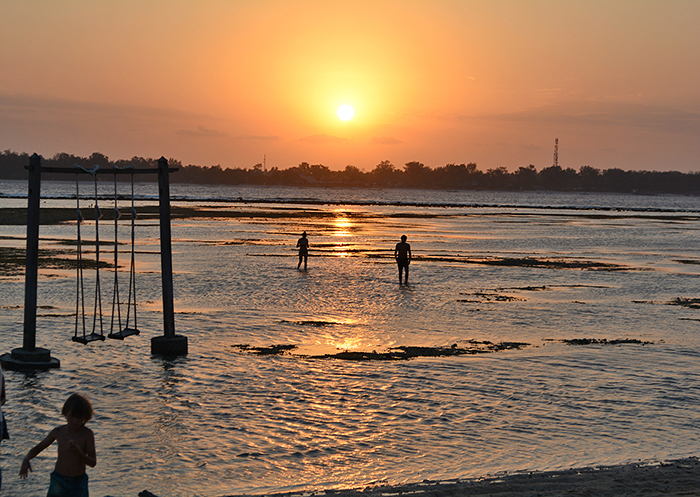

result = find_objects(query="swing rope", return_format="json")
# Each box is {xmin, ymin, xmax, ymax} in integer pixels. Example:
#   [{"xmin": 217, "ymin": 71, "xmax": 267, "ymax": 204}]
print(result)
[
  {"xmin": 72, "ymin": 165, "xmax": 106, "ymax": 344},
  {"xmin": 108, "ymin": 169, "xmax": 123, "ymax": 338},
  {"xmin": 108, "ymin": 166, "xmax": 140, "ymax": 339},
  {"xmin": 123, "ymin": 169, "xmax": 140, "ymax": 336},
  {"xmin": 74, "ymin": 173, "xmax": 87, "ymax": 341}
]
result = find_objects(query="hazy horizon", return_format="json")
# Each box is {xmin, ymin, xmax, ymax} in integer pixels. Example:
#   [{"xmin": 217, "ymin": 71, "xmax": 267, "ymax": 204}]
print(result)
[{"xmin": 2, "ymin": 1, "xmax": 700, "ymax": 173}]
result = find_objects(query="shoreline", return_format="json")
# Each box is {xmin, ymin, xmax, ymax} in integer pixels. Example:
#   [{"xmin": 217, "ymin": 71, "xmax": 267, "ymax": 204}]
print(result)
[{"xmin": 209, "ymin": 457, "xmax": 700, "ymax": 497}]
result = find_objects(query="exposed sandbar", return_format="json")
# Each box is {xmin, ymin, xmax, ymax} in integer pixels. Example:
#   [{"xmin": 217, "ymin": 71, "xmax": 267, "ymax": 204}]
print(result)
[{"xmin": 213, "ymin": 457, "xmax": 700, "ymax": 497}]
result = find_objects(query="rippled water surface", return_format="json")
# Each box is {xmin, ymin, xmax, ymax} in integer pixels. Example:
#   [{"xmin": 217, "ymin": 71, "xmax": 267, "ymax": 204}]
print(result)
[{"xmin": 1, "ymin": 181, "xmax": 700, "ymax": 496}]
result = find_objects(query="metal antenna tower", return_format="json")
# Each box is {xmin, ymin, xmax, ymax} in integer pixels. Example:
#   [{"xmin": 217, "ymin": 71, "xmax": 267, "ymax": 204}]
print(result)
[{"xmin": 553, "ymin": 138, "xmax": 559, "ymax": 168}]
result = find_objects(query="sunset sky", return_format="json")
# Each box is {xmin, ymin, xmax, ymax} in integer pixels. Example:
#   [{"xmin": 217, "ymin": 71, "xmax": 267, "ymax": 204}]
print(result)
[{"xmin": 2, "ymin": 1, "xmax": 699, "ymax": 172}]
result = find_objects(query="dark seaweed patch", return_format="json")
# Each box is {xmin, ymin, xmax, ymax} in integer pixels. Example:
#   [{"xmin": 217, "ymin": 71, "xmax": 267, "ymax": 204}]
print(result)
[
  {"xmin": 669, "ymin": 297, "xmax": 700, "ymax": 309},
  {"xmin": 497, "ymin": 285, "xmax": 548, "ymax": 291},
  {"xmin": 200, "ymin": 239, "xmax": 265, "ymax": 246},
  {"xmin": 418, "ymin": 255, "xmax": 627, "ymax": 271},
  {"xmin": 232, "ymin": 344, "xmax": 297, "ymax": 355},
  {"xmin": 0, "ymin": 246, "xmax": 110, "ymax": 275},
  {"xmin": 635, "ymin": 297, "xmax": 700, "ymax": 309},
  {"xmin": 232, "ymin": 341, "xmax": 529, "ymax": 361},
  {"xmin": 279, "ymin": 320, "xmax": 342, "ymax": 327},
  {"xmin": 478, "ymin": 257, "xmax": 625, "ymax": 271},
  {"xmin": 548, "ymin": 338, "xmax": 654, "ymax": 346},
  {"xmin": 0, "ymin": 247, "xmax": 26, "ymax": 275},
  {"xmin": 458, "ymin": 292, "xmax": 524, "ymax": 302}
]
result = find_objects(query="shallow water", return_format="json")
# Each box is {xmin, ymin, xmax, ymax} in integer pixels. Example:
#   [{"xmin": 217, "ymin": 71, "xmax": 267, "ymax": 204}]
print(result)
[{"xmin": 1, "ymin": 180, "xmax": 700, "ymax": 496}]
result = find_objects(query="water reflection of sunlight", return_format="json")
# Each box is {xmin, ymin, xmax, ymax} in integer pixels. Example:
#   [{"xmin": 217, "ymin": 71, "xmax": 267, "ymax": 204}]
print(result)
[
  {"xmin": 332, "ymin": 214, "xmax": 352, "ymax": 237},
  {"xmin": 331, "ymin": 336, "xmax": 363, "ymax": 351},
  {"xmin": 332, "ymin": 213, "xmax": 353, "ymax": 257},
  {"xmin": 334, "ymin": 244, "xmax": 352, "ymax": 258}
]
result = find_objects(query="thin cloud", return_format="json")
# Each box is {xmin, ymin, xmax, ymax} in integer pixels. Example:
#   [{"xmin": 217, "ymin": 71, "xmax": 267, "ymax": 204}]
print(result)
[
  {"xmin": 236, "ymin": 135, "xmax": 281, "ymax": 141},
  {"xmin": 371, "ymin": 136, "xmax": 402, "ymax": 145},
  {"xmin": 485, "ymin": 101, "xmax": 700, "ymax": 135},
  {"xmin": 298, "ymin": 134, "xmax": 347, "ymax": 144},
  {"xmin": 176, "ymin": 126, "xmax": 228, "ymax": 138},
  {"xmin": 0, "ymin": 92, "xmax": 206, "ymax": 120}
]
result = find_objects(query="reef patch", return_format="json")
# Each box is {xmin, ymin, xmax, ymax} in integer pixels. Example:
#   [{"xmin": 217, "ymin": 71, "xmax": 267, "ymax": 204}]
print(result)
[
  {"xmin": 546, "ymin": 338, "xmax": 654, "ymax": 346},
  {"xmin": 634, "ymin": 297, "xmax": 700, "ymax": 309},
  {"xmin": 0, "ymin": 246, "xmax": 109, "ymax": 276},
  {"xmin": 232, "ymin": 344, "xmax": 298, "ymax": 355},
  {"xmin": 458, "ymin": 292, "xmax": 524, "ymax": 303},
  {"xmin": 279, "ymin": 319, "xmax": 343, "ymax": 327},
  {"xmin": 418, "ymin": 255, "xmax": 628, "ymax": 271},
  {"xmin": 232, "ymin": 340, "xmax": 530, "ymax": 361}
]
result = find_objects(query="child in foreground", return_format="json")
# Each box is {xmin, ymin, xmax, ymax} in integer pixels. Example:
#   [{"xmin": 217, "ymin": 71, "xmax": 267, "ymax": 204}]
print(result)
[{"xmin": 20, "ymin": 393, "xmax": 97, "ymax": 497}]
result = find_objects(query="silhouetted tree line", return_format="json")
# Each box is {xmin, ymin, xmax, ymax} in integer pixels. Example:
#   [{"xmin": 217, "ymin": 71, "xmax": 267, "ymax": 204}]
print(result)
[{"xmin": 2, "ymin": 149, "xmax": 700, "ymax": 194}]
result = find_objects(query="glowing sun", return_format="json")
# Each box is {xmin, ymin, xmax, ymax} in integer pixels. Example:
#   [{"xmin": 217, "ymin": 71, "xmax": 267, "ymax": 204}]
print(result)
[{"xmin": 337, "ymin": 104, "xmax": 354, "ymax": 121}]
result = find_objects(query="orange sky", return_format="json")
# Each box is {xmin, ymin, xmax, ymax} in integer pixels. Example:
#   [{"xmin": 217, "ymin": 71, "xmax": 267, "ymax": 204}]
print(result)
[{"xmin": 1, "ymin": 1, "xmax": 699, "ymax": 172}]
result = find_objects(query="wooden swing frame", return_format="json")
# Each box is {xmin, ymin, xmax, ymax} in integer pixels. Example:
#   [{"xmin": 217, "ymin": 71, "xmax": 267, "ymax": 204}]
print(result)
[{"xmin": 0, "ymin": 155, "xmax": 188, "ymax": 371}]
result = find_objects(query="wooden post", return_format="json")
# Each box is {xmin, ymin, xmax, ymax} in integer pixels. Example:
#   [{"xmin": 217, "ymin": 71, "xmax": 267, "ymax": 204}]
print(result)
[
  {"xmin": 23, "ymin": 154, "xmax": 41, "ymax": 349},
  {"xmin": 151, "ymin": 157, "xmax": 188, "ymax": 356},
  {"xmin": 158, "ymin": 156, "xmax": 175, "ymax": 337},
  {"xmin": 0, "ymin": 154, "xmax": 60, "ymax": 370}
]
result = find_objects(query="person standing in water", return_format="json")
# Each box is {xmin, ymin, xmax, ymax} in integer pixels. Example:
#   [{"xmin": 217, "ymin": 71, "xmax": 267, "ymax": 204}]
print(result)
[
  {"xmin": 394, "ymin": 235, "xmax": 411, "ymax": 285},
  {"xmin": 297, "ymin": 231, "xmax": 309, "ymax": 270}
]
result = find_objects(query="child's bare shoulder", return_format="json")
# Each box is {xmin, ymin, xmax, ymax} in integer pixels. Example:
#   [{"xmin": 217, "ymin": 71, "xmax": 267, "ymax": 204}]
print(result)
[
  {"xmin": 50, "ymin": 424, "xmax": 69, "ymax": 439},
  {"xmin": 51, "ymin": 424, "xmax": 68, "ymax": 436},
  {"xmin": 80, "ymin": 425, "xmax": 95, "ymax": 437}
]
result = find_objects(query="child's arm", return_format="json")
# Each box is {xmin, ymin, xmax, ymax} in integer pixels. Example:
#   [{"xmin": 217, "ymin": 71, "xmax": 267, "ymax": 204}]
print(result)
[
  {"xmin": 19, "ymin": 428, "xmax": 58, "ymax": 479},
  {"xmin": 69, "ymin": 429, "xmax": 97, "ymax": 468}
]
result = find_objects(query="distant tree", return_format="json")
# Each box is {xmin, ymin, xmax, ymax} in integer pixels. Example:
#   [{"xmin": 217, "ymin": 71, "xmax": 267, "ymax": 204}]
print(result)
[
  {"xmin": 113, "ymin": 156, "xmax": 157, "ymax": 170},
  {"xmin": 341, "ymin": 165, "xmax": 366, "ymax": 185},
  {"xmin": 370, "ymin": 160, "xmax": 399, "ymax": 186},
  {"xmin": 403, "ymin": 161, "xmax": 431, "ymax": 187},
  {"xmin": 579, "ymin": 165, "xmax": 600, "ymax": 191},
  {"xmin": 308, "ymin": 163, "xmax": 332, "ymax": 182},
  {"xmin": 432, "ymin": 163, "xmax": 480, "ymax": 189},
  {"xmin": 513, "ymin": 165, "xmax": 538, "ymax": 190},
  {"xmin": 88, "ymin": 152, "xmax": 110, "ymax": 168},
  {"xmin": 486, "ymin": 166, "xmax": 510, "ymax": 189},
  {"xmin": 600, "ymin": 168, "xmax": 629, "ymax": 192},
  {"xmin": 0, "ymin": 150, "xmax": 31, "ymax": 179},
  {"xmin": 4, "ymin": 147, "xmax": 700, "ymax": 193},
  {"xmin": 539, "ymin": 165, "xmax": 578, "ymax": 190}
]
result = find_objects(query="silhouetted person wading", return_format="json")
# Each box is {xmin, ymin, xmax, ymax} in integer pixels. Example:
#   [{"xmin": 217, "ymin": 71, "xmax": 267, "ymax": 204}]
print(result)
[
  {"xmin": 394, "ymin": 235, "xmax": 411, "ymax": 285},
  {"xmin": 297, "ymin": 231, "xmax": 309, "ymax": 270}
]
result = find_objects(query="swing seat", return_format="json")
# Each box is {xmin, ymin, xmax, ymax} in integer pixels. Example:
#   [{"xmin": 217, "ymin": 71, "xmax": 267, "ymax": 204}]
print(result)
[
  {"xmin": 108, "ymin": 327, "xmax": 140, "ymax": 340},
  {"xmin": 72, "ymin": 333, "xmax": 106, "ymax": 345}
]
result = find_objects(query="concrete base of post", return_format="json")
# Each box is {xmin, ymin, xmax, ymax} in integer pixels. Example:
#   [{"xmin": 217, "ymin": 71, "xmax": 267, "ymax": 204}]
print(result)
[
  {"xmin": 151, "ymin": 335, "xmax": 188, "ymax": 357},
  {"xmin": 0, "ymin": 347, "xmax": 60, "ymax": 371}
]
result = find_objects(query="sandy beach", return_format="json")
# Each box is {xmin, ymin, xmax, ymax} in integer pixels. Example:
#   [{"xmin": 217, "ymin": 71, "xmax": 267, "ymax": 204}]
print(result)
[{"xmin": 199, "ymin": 458, "xmax": 700, "ymax": 497}]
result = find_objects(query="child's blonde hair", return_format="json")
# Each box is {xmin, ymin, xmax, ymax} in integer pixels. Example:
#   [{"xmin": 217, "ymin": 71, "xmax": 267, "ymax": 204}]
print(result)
[{"xmin": 62, "ymin": 393, "xmax": 93, "ymax": 422}]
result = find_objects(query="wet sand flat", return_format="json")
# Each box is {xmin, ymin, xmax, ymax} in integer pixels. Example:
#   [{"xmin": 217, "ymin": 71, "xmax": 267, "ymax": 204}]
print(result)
[{"xmin": 217, "ymin": 458, "xmax": 700, "ymax": 497}]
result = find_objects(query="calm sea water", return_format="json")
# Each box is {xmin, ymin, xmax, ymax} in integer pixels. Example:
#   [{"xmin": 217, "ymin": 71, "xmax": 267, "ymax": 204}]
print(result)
[{"xmin": 1, "ymin": 180, "xmax": 700, "ymax": 497}]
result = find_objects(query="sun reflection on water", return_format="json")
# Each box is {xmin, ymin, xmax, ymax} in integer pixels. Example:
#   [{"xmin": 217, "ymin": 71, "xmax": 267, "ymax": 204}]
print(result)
[
  {"xmin": 332, "ymin": 213, "xmax": 354, "ymax": 257},
  {"xmin": 329, "ymin": 336, "xmax": 363, "ymax": 351},
  {"xmin": 332, "ymin": 213, "xmax": 352, "ymax": 237}
]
